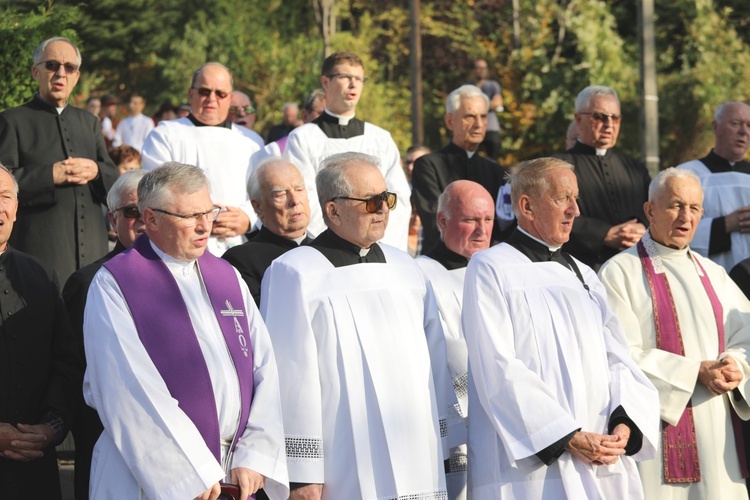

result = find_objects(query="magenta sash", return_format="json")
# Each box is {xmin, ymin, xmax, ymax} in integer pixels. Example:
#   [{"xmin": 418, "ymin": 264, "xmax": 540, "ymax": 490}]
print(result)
[
  {"xmin": 637, "ymin": 237, "xmax": 748, "ymax": 482},
  {"xmin": 103, "ymin": 234, "xmax": 254, "ymax": 462}
]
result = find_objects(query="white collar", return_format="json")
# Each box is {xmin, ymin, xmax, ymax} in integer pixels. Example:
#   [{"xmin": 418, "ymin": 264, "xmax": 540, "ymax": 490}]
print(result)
[{"xmin": 323, "ymin": 108, "xmax": 355, "ymax": 125}]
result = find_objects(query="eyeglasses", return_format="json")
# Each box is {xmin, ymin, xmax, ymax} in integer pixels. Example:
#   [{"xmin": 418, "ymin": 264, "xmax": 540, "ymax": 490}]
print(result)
[
  {"xmin": 228, "ymin": 105, "xmax": 255, "ymax": 115},
  {"xmin": 579, "ymin": 112, "xmax": 621, "ymax": 123},
  {"xmin": 192, "ymin": 87, "xmax": 231, "ymax": 100},
  {"xmin": 37, "ymin": 60, "xmax": 79, "ymax": 74},
  {"xmin": 114, "ymin": 205, "xmax": 141, "ymax": 219},
  {"xmin": 326, "ymin": 73, "xmax": 368, "ymax": 84},
  {"xmin": 332, "ymin": 191, "xmax": 397, "ymax": 213},
  {"xmin": 151, "ymin": 206, "xmax": 222, "ymax": 225}
]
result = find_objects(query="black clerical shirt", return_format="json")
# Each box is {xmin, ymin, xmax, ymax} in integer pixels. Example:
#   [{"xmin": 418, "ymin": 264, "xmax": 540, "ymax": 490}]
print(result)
[
  {"xmin": 424, "ymin": 239, "xmax": 469, "ymax": 271},
  {"xmin": 307, "ymin": 229, "xmax": 386, "ymax": 267},
  {"xmin": 312, "ymin": 111, "xmax": 365, "ymax": 139}
]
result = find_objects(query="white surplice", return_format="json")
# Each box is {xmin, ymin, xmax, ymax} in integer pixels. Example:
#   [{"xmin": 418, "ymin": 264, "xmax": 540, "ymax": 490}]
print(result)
[
  {"xmin": 83, "ymin": 243, "xmax": 289, "ymax": 500},
  {"xmin": 677, "ymin": 159, "xmax": 750, "ymax": 270},
  {"xmin": 462, "ymin": 243, "xmax": 660, "ymax": 500},
  {"xmin": 599, "ymin": 235, "xmax": 750, "ymax": 500},
  {"xmin": 260, "ymin": 244, "xmax": 449, "ymax": 499},
  {"xmin": 283, "ymin": 119, "xmax": 411, "ymax": 251},
  {"xmin": 417, "ymin": 256, "xmax": 470, "ymax": 500},
  {"xmin": 141, "ymin": 117, "xmax": 260, "ymax": 256}
]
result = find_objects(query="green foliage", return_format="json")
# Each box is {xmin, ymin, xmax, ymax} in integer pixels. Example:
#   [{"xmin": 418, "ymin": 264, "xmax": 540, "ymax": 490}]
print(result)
[{"xmin": 0, "ymin": 3, "xmax": 81, "ymax": 110}]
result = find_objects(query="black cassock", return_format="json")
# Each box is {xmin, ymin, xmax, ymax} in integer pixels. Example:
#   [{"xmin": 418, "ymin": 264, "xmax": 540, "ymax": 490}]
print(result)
[
  {"xmin": 553, "ymin": 141, "xmax": 651, "ymax": 268},
  {"xmin": 0, "ymin": 96, "xmax": 118, "ymax": 282}
]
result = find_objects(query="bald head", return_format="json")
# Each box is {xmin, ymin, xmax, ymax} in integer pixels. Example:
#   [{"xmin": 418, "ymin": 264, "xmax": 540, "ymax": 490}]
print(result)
[
  {"xmin": 188, "ymin": 63, "xmax": 233, "ymax": 125},
  {"xmin": 437, "ymin": 180, "xmax": 494, "ymax": 258},
  {"xmin": 713, "ymin": 102, "xmax": 750, "ymax": 162}
]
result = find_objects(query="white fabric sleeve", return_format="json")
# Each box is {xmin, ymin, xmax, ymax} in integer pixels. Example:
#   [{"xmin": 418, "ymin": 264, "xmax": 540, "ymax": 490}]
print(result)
[
  {"xmin": 284, "ymin": 128, "xmax": 327, "ymax": 237},
  {"xmin": 140, "ymin": 124, "xmax": 173, "ymax": 171},
  {"xmin": 379, "ymin": 135, "xmax": 411, "ymax": 251}
]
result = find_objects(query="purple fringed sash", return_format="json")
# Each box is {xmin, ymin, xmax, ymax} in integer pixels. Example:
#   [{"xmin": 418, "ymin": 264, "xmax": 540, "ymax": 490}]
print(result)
[
  {"xmin": 637, "ymin": 237, "xmax": 748, "ymax": 482},
  {"xmin": 103, "ymin": 235, "xmax": 254, "ymax": 463}
]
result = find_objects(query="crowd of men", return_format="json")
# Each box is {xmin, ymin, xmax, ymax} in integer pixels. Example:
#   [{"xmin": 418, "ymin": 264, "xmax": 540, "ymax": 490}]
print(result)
[{"xmin": 0, "ymin": 35, "xmax": 750, "ymax": 500}]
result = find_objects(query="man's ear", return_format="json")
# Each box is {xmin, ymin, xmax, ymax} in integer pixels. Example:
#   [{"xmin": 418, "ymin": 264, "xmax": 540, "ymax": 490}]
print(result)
[
  {"xmin": 444, "ymin": 114, "xmax": 453, "ymax": 132},
  {"xmin": 437, "ymin": 211, "xmax": 448, "ymax": 233},
  {"xmin": 518, "ymin": 194, "xmax": 533, "ymax": 221},
  {"xmin": 325, "ymin": 201, "xmax": 341, "ymax": 227},
  {"xmin": 251, "ymin": 199, "xmax": 263, "ymax": 220},
  {"xmin": 643, "ymin": 201, "xmax": 654, "ymax": 224}
]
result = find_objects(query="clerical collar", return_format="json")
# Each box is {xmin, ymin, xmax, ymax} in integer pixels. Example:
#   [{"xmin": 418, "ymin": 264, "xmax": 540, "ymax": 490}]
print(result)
[
  {"xmin": 507, "ymin": 228, "xmax": 588, "ymax": 288},
  {"xmin": 256, "ymin": 225, "xmax": 307, "ymax": 248},
  {"xmin": 424, "ymin": 239, "xmax": 469, "ymax": 270},
  {"xmin": 517, "ymin": 227, "xmax": 560, "ymax": 252},
  {"xmin": 33, "ymin": 94, "xmax": 67, "ymax": 114},
  {"xmin": 187, "ymin": 113, "xmax": 233, "ymax": 129},
  {"xmin": 313, "ymin": 111, "xmax": 365, "ymax": 139},
  {"xmin": 569, "ymin": 140, "xmax": 610, "ymax": 157},
  {"xmin": 450, "ymin": 141, "xmax": 478, "ymax": 158},
  {"xmin": 323, "ymin": 108, "xmax": 355, "ymax": 125},
  {"xmin": 307, "ymin": 228, "xmax": 386, "ymax": 267},
  {"xmin": 149, "ymin": 240, "xmax": 197, "ymax": 277},
  {"xmin": 699, "ymin": 149, "xmax": 750, "ymax": 174}
]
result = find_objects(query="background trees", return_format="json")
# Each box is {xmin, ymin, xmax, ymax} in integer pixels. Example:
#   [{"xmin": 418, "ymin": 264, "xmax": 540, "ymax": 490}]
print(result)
[{"xmin": 2, "ymin": 0, "xmax": 748, "ymax": 168}]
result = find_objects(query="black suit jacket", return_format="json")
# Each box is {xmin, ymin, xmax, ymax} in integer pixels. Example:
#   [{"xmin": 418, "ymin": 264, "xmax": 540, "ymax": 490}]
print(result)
[
  {"xmin": 411, "ymin": 142, "xmax": 506, "ymax": 250},
  {"xmin": 62, "ymin": 241, "xmax": 126, "ymax": 500},
  {"xmin": 222, "ymin": 226, "xmax": 313, "ymax": 306},
  {"xmin": 0, "ymin": 96, "xmax": 119, "ymax": 283},
  {"xmin": 0, "ymin": 247, "xmax": 82, "ymax": 500},
  {"xmin": 553, "ymin": 141, "xmax": 651, "ymax": 268}
]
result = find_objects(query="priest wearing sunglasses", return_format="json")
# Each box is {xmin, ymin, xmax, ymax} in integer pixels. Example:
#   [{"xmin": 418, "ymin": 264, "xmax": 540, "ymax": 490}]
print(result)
[
  {"xmin": 553, "ymin": 85, "xmax": 652, "ymax": 270},
  {"xmin": 0, "ymin": 36, "xmax": 119, "ymax": 283},
  {"xmin": 261, "ymin": 152, "xmax": 452, "ymax": 500},
  {"xmin": 141, "ymin": 63, "xmax": 261, "ymax": 257}
]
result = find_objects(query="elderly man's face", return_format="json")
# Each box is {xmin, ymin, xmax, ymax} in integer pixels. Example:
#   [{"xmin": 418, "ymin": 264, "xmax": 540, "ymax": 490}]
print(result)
[
  {"xmin": 253, "ymin": 163, "xmax": 310, "ymax": 239},
  {"xmin": 438, "ymin": 185, "xmax": 494, "ymax": 259},
  {"xmin": 522, "ymin": 168, "xmax": 580, "ymax": 247},
  {"xmin": 321, "ymin": 62, "xmax": 364, "ymax": 116},
  {"xmin": 145, "ymin": 186, "xmax": 216, "ymax": 261},
  {"xmin": 109, "ymin": 189, "xmax": 145, "ymax": 248},
  {"xmin": 283, "ymin": 105, "xmax": 299, "ymax": 126},
  {"xmin": 303, "ymin": 98, "xmax": 326, "ymax": 124},
  {"xmin": 32, "ymin": 40, "xmax": 80, "ymax": 107},
  {"xmin": 0, "ymin": 169, "xmax": 18, "ymax": 252},
  {"xmin": 445, "ymin": 96, "xmax": 488, "ymax": 152},
  {"xmin": 327, "ymin": 163, "xmax": 389, "ymax": 249},
  {"xmin": 713, "ymin": 103, "xmax": 750, "ymax": 162},
  {"xmin": 229, "ymin": 92, "xmax": 256, "ymax": 129},
  {"xmin": 575, "ymin": 95, "xmax": 621, "ymax": 149},
  {"xmin": 189, "ymin": 65, "xmax": 233, "ymax": 126},
  {"xmin": 644, "ymin": 177, "xmax": 703, "ymax": 250}
]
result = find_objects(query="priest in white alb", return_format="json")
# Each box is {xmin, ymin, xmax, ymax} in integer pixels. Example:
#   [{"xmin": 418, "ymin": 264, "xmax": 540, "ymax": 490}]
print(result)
[
  {"xmin": 261, "ymin": 152, "xmax": 450, "ymax": 500},
  {"xmin": 141, "ymin": 63, "xmax": 261, "ymax": 256},
  {"xmin": 416, "ymin": 179, "xmax": 495, "ymax": 500},
  {"xmin": 463, "ymin": 157, "xmax": 660, "ymax": 499},
  {"xmin": 83, "ymin": 163, "xmax": 288, "ymax": 500},
  {"xmin": 599, "ymin": 167, "xmax": 750, "ymax": 499}
]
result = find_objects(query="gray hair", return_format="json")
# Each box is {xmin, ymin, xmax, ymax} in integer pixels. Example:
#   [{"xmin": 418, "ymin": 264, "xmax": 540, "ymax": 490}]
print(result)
[
  {"xmin": 437, "ymin": 185, "xmax": 454, "ymax": 220},
  {"xmin": 107, "ymin": 170, "xmax": 147, "ymax": 212},
  {"xmin": 191, "ymin": 62, "xmax": 233, "ymax": 89},
  {"xmin": 283, "ymin": 102, "xmax": 299, "ymax": 113},
  {"xmin": 714, "ymin": 101, "xmax": 750, "ymax": 122},
  {"xmin": 509, "ymin": 157, "xmax": 575, "ymax": 218},
  {"xmin": 316, "ymin": 152, "xmax": 379, "ymax": 225},
  {"xmin": 0, "ymin": 163, "xmax": 19, "ymax": 198},
  {"xmin": 247, "ymin": 156, "xmax": 301, "ymax": 202},
  {"xmin": 446, "ymin": 85, "xmax": 489, "ymax": 115},
  {"xmin": 302, "ymin": 89, "xmax": 326, "ymax": 113},
  {"xmin": 33, "ymin": 37, "xmax": 82, "ymax": 67},
  {"xmin": 138, "ymin": 163, "xmax": 211, "ymax": 214},
  {"xmin": 574, "ymin": 85, "xmax": 620, "ymax": 113},
  {"xmin": 648, "ymin": 167, "xmax": 701, "ymax": 201}
]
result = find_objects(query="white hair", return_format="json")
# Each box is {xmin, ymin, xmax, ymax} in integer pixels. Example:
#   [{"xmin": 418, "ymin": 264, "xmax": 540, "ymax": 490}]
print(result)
[
  {"xmin": 33, "ymin": 37, "xmax": 82, "ymax": 67},
  {"xmin": 648, "ymin": 168, "xmax": 701, "ymax": 201},
  {"xmin": 446, "ymin": 85, "xmax": 489, "ymax": 115},
  {"xmin": 107, "ymin": 170, "xmax": 147, "ymax": 212},
  {"xmin": 246, "ymin": 156, "xmax": 301, "ymax": 202},
  {"xmin": 574, "ymin": 85, "xmax": 620, "ymax": 112}
]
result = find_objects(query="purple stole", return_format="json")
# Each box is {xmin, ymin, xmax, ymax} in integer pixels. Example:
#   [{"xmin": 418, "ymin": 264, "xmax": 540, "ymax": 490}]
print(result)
[
  {"xmin": 637, "ymin": 235, "xmax": 748, "ymax": 483},
  {"xmin": 103, "ymin": 235, "xmax": 254, "ymax": 463}
]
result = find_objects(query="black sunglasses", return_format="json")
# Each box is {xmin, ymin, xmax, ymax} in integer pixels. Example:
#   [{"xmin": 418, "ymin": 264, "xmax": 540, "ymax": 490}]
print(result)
[
  {"xmin": 192, "ymin": 87, "xmax": 230, "ymax": 100},
  {"xmin": 332, "ymin": 191, "xmax": 397, "ymax": 213},
  {"xmin": 38, "ymin": 60, "xmax": 79, "ymax": 74},
  {"xmin": 578, "ymin": 112, "xmax": 621, "ymax": 123},
  {"xmin": 114, "ymin": 205, "xmax": 140, "ymax": 219}
]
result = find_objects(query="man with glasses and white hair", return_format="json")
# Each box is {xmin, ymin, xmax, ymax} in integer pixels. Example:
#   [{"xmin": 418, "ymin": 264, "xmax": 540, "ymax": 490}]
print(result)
[
  {"xmin": 0, "ymin": 36, "xmax": 119, "ymax": 283},
  {"xmin": 412, "ymin": 84, "xmax": 506, "ymax": 252},
  {"xmin": 261, "ymin": 152, "xmax": 451, "ymax": 500},
  {"xmin": 142, "ymin": 63, "xmax": 262, "ymax": 257},
  {"xmin": 284, "ymin": 51, "xmax": 411, "ymax": 250},
  {"xmin": 83, "ymin": 163, "xmax": 289, "ymax": 500},
  {"xmin": 63, "ymin": 169, "xmax": 146, "ymax": 500},
  {"xmin": 553, "ymin": 85, "xmax": 651, "ymax": 270}
]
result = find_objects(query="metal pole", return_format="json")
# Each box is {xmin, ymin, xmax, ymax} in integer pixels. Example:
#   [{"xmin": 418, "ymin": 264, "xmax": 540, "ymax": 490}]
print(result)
[
  {"xmin": 409, "ymin": 0, "xmax": 424, "ymax": 146},
  {"xmin": 639, "ymin": 0, "xmax": 660, "ymax": 177}
]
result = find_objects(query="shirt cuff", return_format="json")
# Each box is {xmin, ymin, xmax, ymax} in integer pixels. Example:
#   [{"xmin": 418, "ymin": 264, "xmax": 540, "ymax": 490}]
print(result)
[
  {"xmin": 40, "ymin": 410, "xmax": 67, "ymax": 445},
  {"xmin": 709, "ymin": 216, "xmax": 732, "ymax": 255},
  {"xmin": 608, "ymin": 405, "xmax": 643, "ymax": 456},
  {"xmin": 536, "ymin": 428, "xmax": 579, "ymax": 465}
]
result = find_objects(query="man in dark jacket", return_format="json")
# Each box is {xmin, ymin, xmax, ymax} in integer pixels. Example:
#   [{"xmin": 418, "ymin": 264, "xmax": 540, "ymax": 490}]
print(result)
[{"xmin": 0, "ymin": 36, "xmax": 118, "ymax": 283}]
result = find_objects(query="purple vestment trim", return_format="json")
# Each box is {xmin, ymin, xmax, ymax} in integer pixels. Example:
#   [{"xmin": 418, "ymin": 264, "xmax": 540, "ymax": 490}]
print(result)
[
  {"xmin": 103, "ymin": 234, "xmax": 254, "ymax": 463},
  {"xmin": 638, "ymin": 238, "xmax": 749, "ymax": 482}
]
